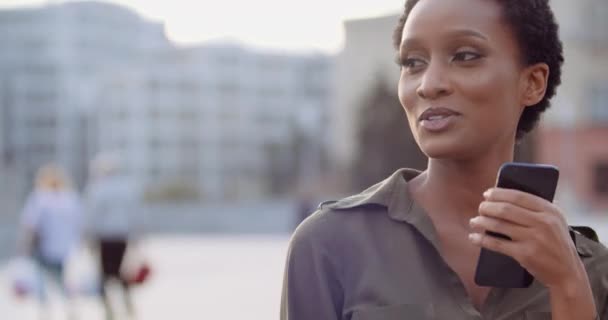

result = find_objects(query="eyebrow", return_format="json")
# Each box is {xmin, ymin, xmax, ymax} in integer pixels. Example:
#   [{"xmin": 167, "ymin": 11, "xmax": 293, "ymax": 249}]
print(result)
[{"xmin": 400, "ymin": 29, "xmax": 488, "ymax": 51}]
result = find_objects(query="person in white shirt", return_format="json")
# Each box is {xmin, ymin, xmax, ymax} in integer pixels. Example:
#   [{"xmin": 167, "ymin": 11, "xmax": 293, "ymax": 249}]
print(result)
[{"xmin": 19, "ymin": 164, "xmax": 82, "ymax": 319}]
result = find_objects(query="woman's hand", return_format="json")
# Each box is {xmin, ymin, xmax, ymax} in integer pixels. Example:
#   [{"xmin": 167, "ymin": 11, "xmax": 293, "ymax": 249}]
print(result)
[
  {"xmin": 468, "ymin": 187, "xmax": 597, "ymax": 320},
  {"xmin": 469, "ymin": 187, "xmax": 578, "ymax": 287}
]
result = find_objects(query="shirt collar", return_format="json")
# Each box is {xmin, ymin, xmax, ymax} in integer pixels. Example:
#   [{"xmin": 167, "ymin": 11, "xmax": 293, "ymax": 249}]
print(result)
[
  {"xmin": 327, "ymin": 168, "xmax": 595, "ymax": 258},
  {"xmin": 327, "ymin": 168, "xmax": 419, "ymax": 218},
  {"xmin": 328, "ymin": 168, "xmax": 440, "ymax": 245}
]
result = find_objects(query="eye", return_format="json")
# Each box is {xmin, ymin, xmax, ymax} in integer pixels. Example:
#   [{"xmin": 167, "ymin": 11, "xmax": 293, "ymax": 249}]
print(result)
[
  {"xmin": 453, "ymin": 51, "xmax": 481, "ymax": 62},
  {"xmin": 396, "ymin": 56, "xmax": 427, "ymax": 73},
  {"xmin": 405, "ymin": 58, "xmax": 425, "ymax": 68}
]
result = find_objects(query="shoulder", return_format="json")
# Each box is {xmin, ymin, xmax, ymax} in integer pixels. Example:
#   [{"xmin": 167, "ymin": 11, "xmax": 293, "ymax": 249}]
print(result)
[
  {"xmin": 572, "ymin": 230, "xmax": 608, "ymax": 297},
  {"xmin": 24, "ymin": 191, "xmax": 41, "ymax": 204},
  {"xmin": 287, "ymin": 168, "xmax": 420, "ymax": 258},
  {"xmin": 293, "ymin": 187, "xmax": 390, "ymax": 234},
  {"xmin": 287, "ymin": 199, "xmax": 389, "ymax": 263},
  {"xmin": 576, "ymin": 236, "xmax": 608, "ymax": 313},
  {"xmin": 575, "ymin": 231, "xmax": 608, "ymax": 269},
  {"xmin": 66, "ymin": 190, "xmax": 81, "ymax": 201},
  {"xmin": 289, "ymin": 205, "xmax": 349, "ymax": 253},
  {"xmin": 25, "ymin": 191, "xmax": 52, "ymax": 209}
]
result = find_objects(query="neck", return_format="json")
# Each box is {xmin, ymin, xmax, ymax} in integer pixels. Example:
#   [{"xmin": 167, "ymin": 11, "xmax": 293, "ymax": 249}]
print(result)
[{"xmin": 412, "ymin": 146, "xmax": 515, "ymax": 225}]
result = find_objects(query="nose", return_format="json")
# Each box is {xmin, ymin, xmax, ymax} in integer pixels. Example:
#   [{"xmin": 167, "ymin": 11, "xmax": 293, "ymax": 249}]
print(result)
[{"xmin": 416, "ymin": 60, "xmax": 452, "ymax": 100}]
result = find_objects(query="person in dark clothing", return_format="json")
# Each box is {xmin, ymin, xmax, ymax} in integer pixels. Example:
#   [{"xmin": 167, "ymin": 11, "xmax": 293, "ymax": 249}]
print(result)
[{"xmin": 85, "ymin": 154, "xmax": 141, "ymax": 320}]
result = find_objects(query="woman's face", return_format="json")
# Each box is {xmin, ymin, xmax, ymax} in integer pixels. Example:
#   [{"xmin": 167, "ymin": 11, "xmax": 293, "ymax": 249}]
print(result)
[{"xmin": 397, "ymin": 0, "xmax": 532, "ymax": 160}]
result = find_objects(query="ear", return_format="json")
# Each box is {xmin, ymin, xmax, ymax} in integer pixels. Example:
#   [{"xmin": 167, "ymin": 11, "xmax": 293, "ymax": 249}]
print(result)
[{"xmin": 520, "ymin": 63, "xmax": 550, "ymax": 107}]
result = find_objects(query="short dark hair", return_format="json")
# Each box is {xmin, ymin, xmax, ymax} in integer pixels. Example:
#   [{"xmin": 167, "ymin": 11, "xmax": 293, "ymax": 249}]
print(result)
[{"xmin": 393, "ymin": 0, "xmax": 564, "ymax": 140}]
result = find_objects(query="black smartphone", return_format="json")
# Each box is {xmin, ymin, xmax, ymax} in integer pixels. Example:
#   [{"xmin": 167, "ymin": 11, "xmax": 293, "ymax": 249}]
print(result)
[{"xmin": 473, "ymin": 162, "xmax": 560, "ymax": 288}]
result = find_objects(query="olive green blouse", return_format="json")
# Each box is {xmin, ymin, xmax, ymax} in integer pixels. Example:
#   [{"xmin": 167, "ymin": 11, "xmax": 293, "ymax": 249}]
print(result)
[{"xmin": 281, "ymin": 168, "xmax": 608, "ymax": 320}]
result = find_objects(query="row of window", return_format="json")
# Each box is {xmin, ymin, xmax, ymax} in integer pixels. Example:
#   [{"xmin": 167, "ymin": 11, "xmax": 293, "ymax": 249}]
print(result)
[
  {"xmin": 594, "ymin": 162, "xmax": 608, "ymax": 196},
  {"xmin": 586, "ymin": 1, "xmax": 608, "ymax": 45},
  {"xmin": 590, "ymin": 85, "xmax": 608, "ymax": 122}
]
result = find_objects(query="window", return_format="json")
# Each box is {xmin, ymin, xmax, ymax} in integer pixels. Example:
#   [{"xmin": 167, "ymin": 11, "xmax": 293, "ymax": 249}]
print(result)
[
  {"xmin": 114, "ymin": 109, "xmax": 127, "ymax": 121},
  {"xmin": 218, "ymin": 82, "xmax": 239, "ymax": 96},
  {"xmin": 149, "ymin": 137, "xmax": 161, "ymax": 150},
  {"xmin": 594, "ymin": 161, "xmax": 608, "ymax": 196},
  {"xmin": 149, "ymin": 166, "xmax": 161, "ymax": 178},
  {"xmin": 147, "ymin": 80, "xmax": 159, "ymax": 91},
  {"xmin": 590, "ymin": 84, "xmax": 608, "ymax": 123},
  {"xmin": 219, "ymin": 108, "xmax": 239, "ymax": 122},
  {"xmin": 588, "ymin": 0, "xmax": 608, "ymax": 45},
  {"xmin": 149, "ymin": 107, "xmax": 161, "ymax": 119},
  {"xmin": 178, "ymin": 80, "xmax": 198, "ymax": 92}
]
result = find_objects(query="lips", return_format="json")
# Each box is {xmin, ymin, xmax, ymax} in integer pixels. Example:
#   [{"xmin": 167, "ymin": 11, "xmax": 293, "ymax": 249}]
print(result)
[
  {"xmin": 418, "ymin": 107, "xmax": 461, "ymax": 132},
  {"xmin": 418, "ymin": 107, "xmax": 461, "ymax": 122}
]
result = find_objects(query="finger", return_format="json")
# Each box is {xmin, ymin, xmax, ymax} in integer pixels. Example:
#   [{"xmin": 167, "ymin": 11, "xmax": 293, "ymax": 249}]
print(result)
[
  {"xmin": 469, "ymin": 232, "xmax": 521, "ymax": 259},
  {"xmin": 469, "ymin": 216, "xmax": 530, "ymax": 241},
  {"xmin": 484, "ymin": 188, "xmax": 551, "ymax": 212},
  {"xmin": 470, "ymin": 232, "xmax": 557, "ymax": 278},
  {"xmin": 478, "ymin": 200, "xmax": 541, "ymax": 227}
]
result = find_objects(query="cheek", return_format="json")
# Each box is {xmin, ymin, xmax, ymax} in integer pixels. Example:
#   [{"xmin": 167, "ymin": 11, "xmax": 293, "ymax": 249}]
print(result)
[
  {"xmin": 398, "ymin": 75, "xmax": 420, "ymax": 130},
  {"xmin": 459, "ymin": 67, "xmax": 522, "ymax": 128},
  {"xmin": 398, "ymin": 74, "xmax": 417, "ymax": 115}
]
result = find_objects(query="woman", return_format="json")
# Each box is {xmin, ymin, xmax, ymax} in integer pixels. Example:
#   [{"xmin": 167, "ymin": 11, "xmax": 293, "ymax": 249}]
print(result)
[
  {"xmin": 19, "ymin": 164, "xmax": 82, "ymax": 319},
  {"xmin": 281, "ymin": 0, "xmax": 608, "ymax": 319}
]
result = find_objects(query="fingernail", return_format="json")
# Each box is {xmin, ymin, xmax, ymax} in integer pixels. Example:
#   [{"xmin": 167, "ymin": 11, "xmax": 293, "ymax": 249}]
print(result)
[
  {"xmin": 469, "ymin": 217, "xmax": 479, "ymax": 226},
  {"xmin": 469, "ymin": 233, "xmax": 481, "ymax": 243},
  {"xmin": 483, "ymin": 189, "xmax": 491, "ymax": 198}
]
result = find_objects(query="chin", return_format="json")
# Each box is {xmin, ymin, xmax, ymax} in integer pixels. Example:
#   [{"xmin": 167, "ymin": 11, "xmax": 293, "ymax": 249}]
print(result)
[{"xmin": 417, "ymin": 135, "xmax": 475, "ymax": 160}]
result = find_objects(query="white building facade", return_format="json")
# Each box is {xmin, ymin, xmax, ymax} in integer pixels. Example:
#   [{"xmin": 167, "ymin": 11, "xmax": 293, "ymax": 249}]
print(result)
[
  {"xmin": 0, "ymin": 1, "xmax": 169, "ymax": 199},
  {"xmin": 94, "ymin": 45, "xmax": 331, "ymax": 201},
  {"xmin": 1, "ymin": 1, "xmax": 333, "ymax": 202}
]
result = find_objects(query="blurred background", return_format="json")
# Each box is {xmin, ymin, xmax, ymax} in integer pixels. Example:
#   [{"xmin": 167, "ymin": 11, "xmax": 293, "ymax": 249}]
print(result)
[{"xmin": 0, "ymin": 0, "xmax": 606, "ymax": 319}]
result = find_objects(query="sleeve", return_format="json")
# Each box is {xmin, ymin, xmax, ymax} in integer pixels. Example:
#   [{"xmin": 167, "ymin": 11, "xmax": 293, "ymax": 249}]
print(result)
[
  {"xmin": 280, "ymin": 214, "xmax": 344, "ymax": 320},
  {"xmin": 596, "ymin": 249, "xmax": 608, "ymax": 319},
  {"xmin": 600, "ymin": 270, "xmax": 608, "ymax": 320}
]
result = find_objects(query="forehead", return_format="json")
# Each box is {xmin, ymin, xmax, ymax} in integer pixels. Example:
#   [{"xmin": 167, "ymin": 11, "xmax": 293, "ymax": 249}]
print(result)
[{"xmin": 401, "ymin": 0, "xmax": 510, "ymax": 45}]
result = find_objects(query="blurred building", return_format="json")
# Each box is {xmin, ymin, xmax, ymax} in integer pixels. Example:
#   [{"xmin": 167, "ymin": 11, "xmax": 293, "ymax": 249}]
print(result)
[
  {"xmin": 332, "ymin": 2, "xmax": 608, "ymax": 211},
  {"xmin": 331, "ymin": 15, "xmax": 400, "ymax": 173},
  {"xmin": 93, "ymin": 45, "xmax": 331, "ymax": 201},
  {"xmin": 537, "ymin": 0, "xmax": 608, "ymax": 212},
  {"xmin": 0, "ymin": 111, "xmax": 18, "ymax": 217},
  {"xmin": 0, "ymin": 1, "xmax": 334, "ymax": 203},
  {"xmin": 0, "ymin": 1, "xmax": 170, "ymax": 201},
  {"xmin": 92, "ymin": 51, "xmax": 204, "ymax": 201}
]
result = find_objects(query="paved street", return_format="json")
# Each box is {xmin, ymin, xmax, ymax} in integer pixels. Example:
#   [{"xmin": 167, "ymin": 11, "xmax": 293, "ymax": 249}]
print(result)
[
  {"xmin": 0, "ymin": 235, "xmax": 290, "ymax": 320},
  {"xmin": 1, "ymin": 212, "xmax": 606, "ymax": 320}
]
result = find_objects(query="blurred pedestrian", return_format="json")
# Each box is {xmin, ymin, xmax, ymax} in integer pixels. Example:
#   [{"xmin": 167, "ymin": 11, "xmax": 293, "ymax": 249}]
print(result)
[
  {"xmin": 84, "ymin": 153, "xmax": 141, "ymax": 320},
  {"xmin": 18, "ymin": 164, "xmax": 83, "ymax": 320}
]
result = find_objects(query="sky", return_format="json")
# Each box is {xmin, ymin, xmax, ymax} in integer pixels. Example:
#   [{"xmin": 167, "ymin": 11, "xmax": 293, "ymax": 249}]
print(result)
[{"xmin": 0, "ymin": 0, "xmax": 403, "ymax": 54}]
